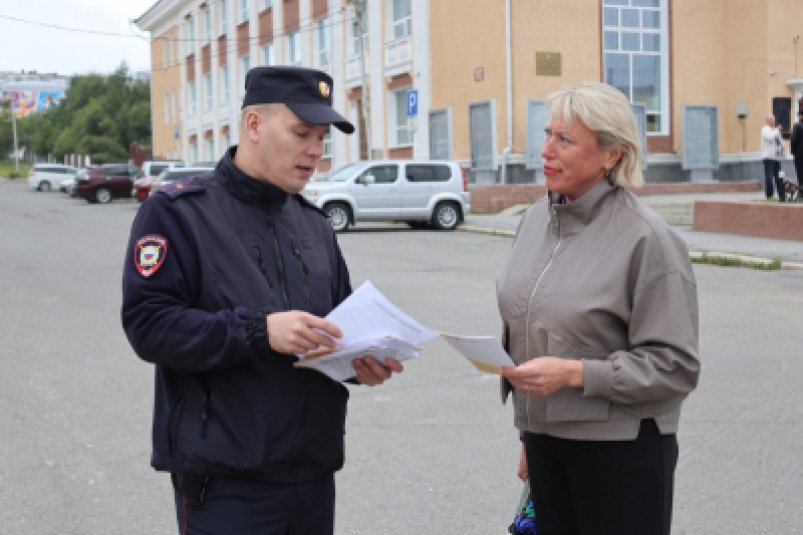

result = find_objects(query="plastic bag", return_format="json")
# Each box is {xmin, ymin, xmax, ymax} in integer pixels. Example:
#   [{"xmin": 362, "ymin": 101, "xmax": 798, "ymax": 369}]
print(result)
[{"xmin": 508, "ymin": 480, "xmax": 538, "ymax": 534}]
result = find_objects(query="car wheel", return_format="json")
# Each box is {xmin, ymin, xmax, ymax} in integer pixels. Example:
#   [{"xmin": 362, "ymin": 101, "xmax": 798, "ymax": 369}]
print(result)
[
  {"xmin": 39, "ymin": 181, "xmax": 52, "ymax": 192},
  {"xmin": 94, "ymin": 187, "xmax": 113, "ymax": 204},
  {"xmin": 431, "ymin": 202, "xmax": 460, "ymax": 230},
  {"xmin": 324, "ymin": 202, "xmax": 351, "ymax": 232}
]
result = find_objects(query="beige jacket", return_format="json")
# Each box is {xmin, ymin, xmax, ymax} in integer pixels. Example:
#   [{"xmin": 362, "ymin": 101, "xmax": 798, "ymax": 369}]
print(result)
[{"xmin": 497, "ymin": 180, "xmax": 700, "ymax": 440}]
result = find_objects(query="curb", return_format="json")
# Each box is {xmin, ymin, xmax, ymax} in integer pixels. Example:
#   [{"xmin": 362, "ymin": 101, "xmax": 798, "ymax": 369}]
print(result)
[{"xmin": 459, "ymin": 225, "xmax": 803, "ymax": 271}]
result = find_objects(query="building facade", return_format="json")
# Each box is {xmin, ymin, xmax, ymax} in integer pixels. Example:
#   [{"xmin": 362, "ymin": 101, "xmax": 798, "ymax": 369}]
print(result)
[{"xmin": 136, "ymin": 0, "xmax": 803, "ymax": 182}]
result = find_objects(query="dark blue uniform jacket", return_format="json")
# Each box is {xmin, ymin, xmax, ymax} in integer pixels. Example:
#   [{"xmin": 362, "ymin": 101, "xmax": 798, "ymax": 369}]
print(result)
[{"xmin": 121, "ymin": 148, "xmax": 352, "ymax": 483}]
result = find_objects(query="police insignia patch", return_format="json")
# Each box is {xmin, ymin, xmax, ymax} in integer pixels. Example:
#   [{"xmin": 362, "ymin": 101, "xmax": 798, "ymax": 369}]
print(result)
[{"xmin": 134, "ymin": 235, "xmax": 168, "ymax": 278}]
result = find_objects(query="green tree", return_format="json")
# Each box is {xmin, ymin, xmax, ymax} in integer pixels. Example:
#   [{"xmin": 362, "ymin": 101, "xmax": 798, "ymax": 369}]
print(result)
[{"xmin": 17, "ymin": 62, "xmax": 152, "ymax": 163}]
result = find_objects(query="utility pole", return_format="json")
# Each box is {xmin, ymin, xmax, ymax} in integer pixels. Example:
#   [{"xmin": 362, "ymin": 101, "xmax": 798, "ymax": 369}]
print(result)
[{"xmin": 354, "ymin": 0, "xmax": 371, "ymax": 159}]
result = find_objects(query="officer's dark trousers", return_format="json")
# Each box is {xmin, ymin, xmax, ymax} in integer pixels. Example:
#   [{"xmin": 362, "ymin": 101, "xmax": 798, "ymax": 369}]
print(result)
[
  {"xmin": 764, "ymin": 158, "xmax": 780, "ymax": 199},
  {"xmin": 523, "ymin": 419, "xmax": 678, "ymax": 535},
  {"xmin": 173, "ymin": 473, "xmax": 335, "ymax": 535}
]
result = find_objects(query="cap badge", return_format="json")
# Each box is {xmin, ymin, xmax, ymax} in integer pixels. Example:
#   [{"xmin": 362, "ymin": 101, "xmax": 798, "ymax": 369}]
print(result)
[
  {"xmin": 134, "ymin": 234, "xmax": 168, "ymax": 278},
  {"xmin": 319, "ymin": 80, "xmax": 330, "ymax": 98}
]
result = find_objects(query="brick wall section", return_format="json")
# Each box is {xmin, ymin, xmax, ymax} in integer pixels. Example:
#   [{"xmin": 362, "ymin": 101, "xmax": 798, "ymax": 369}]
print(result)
[
  {"xmin": 694, "ymin": 201, "xmax": 803, "ymax": 241},
  {"xmin": 468, "ymin": 180, "xmax": 763, "ymax": 213}
]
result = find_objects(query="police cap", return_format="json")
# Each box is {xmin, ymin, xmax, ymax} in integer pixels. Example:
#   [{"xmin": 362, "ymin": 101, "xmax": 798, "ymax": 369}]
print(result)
[{"xmin": 241, "ymin": 66, "xmax": 355, "ymax": 134}]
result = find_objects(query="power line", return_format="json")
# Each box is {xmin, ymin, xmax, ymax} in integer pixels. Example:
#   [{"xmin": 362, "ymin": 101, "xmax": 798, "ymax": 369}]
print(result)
[{"xmin": 0, "ymin": 14, "xmax": 147, "ymax": 39}]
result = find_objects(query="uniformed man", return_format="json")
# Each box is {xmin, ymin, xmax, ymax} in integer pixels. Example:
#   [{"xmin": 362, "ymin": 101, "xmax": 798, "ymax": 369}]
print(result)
[{"xmin": 121, "ymin": 66, "xmax": 403, "ymax": 534}]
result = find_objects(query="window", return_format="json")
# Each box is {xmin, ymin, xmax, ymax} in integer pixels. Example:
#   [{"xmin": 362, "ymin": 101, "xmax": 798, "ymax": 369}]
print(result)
[
  {"xmin": 391, "ymin": 0, "xmax": 411, "ymax": 39},
  {"xmin": 602, "ymin": 0, "xmax": 667, "ymax": 134},
  {"xmin": 429, "ymin": 109, "xmax": 451, "ymax": 160},
  {"xmin": 406, "ymin": 164, "xmax": 451, "ymax": 182},
  {"xmin": 260, "ymin": 0, "xmax": 272, "ymax": 9},
  {"xmin": 219, "ymin": 0, "xmax": 228, "ymax": 34},
  {"xmin": 323, "ymin": 132, "xmax": 331, "ymax": 157},
  {"xmin": 221, "ymin": 129, "xmax": 231, "ymax": 150},
  {"xmin": 240, "ymin": 54, "xmax": 251, "ymax": 96},
  {"xmin": 220, "ymin": 64, "xmax": 230, "ymax": 104},
  {"xmin": 204, "ymin": 72, "xmax": 213, "ymax": 111},
  {"xmin": 316, "ymin": 17, "xmax": 331, "ymax": 69},
  {"xmin": 286, "ymin": 31, "xmax": 301, "ymax": 66},
  {"xmin": 203, "ymin": 9, "xmax": 212, "ymax": 42},
  {"xmin": 189, "ymin": 141, "xmax": 199, "ymax": 163},
  {"xmin": 357, "ymin": 165, "xmax": 398, "ymax": 184},
  {"xmin": 186, "ymin": 18, "xmax": 196, "ymax": 55},
  {"xmin": 204, "ymin": 137, "xmax": 215, "ymax": 160},
  {"xmin": 239, "ymin": 0, "xmax": 250, "ymax": 23},
  {"xmin": 350, "ymin": 21, "xmax": 366, "ymax": 55},
  {"xmin": 188, "ymin": 80, "xmax": 197, "ymax": 116},
  {"xmin": 262, "ymin": 42, "xmax": 275, "ymax": 65},
  {"xmin": 163, "ymin": 94, "xmax": 170, "ymax": 124},
  {"xmin": 391, "ymin": 89, "xmax": 410, "ymax": 146}
]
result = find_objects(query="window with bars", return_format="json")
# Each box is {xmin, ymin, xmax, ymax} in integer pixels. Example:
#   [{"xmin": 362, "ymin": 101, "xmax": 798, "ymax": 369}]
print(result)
[{"xmin": 602, "ymin": 0, "xmax": 667, "ymax": 135}]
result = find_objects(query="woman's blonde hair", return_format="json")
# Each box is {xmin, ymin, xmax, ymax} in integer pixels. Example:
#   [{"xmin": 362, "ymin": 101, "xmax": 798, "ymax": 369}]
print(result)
[{"xmin": 545, "ymin": 82, "xmax": 644, "ymax": 188}]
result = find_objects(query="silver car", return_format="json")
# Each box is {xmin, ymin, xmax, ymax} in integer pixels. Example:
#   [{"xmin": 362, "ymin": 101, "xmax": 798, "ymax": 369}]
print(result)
[{"xmin": 302, "ymin": 160, "xmax": 471, "ymax": 232}]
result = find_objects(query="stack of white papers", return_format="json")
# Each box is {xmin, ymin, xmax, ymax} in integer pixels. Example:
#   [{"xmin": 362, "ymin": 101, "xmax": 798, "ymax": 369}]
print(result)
[{"xmin": 294, "ymin": 281, "xmax": 514, "ymax": 381}]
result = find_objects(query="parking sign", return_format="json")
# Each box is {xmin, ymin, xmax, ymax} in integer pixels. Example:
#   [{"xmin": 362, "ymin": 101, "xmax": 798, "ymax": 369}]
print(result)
[{"xmin": 406, "ymin": 89, "xmax": 418, "ymax": 117}]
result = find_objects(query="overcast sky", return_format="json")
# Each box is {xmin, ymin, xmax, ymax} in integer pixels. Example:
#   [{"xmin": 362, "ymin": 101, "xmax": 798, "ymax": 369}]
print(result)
[{"xmin": 0, "ymin": 0, "xmax": 157, "ymax": 76}]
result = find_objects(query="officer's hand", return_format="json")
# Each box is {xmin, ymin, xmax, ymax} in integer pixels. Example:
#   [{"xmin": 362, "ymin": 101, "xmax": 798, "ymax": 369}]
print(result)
[
  {"xmin": 266, "ymin": 311, "xmax": 341, "ymax": 355},
  {"xmin": 352, "ymin": 356, "xmax": 403, "ymax": 386}
]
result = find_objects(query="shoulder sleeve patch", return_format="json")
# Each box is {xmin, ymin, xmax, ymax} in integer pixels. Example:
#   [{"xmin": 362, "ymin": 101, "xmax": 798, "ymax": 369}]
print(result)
[
  {"xmin": 158, "ymin": 173, "xmax": 212, "ymax": 200},
  {"xmin": 134, "ymin": 234, "xmax": 168, "ymax": 278}
]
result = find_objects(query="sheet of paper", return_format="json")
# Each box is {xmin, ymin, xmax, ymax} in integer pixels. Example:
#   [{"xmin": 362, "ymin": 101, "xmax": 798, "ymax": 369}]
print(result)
[
  {"xmin": 326, "ymin": 281, "xmax": 438, "ymax": 347},
  {"xmin": 440, "ymin": 333, "xmax": 514, "ymax": 375},
  {"xmin": 294, "ymin": 281, "xmax": 437, "ymax": 381},
  {"xmin": 295, "ymin": 336, "xmax": 420, "ymax": 381}
]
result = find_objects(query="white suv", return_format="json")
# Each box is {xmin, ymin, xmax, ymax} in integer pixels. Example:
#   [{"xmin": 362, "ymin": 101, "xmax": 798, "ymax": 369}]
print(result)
[
  {"xmin": 302, "ymin": 160, "xmax": 471, "ymax": 232},
  {"xmin": 27, "ymin": 164, "xmax": 79, "ymax": 192}
]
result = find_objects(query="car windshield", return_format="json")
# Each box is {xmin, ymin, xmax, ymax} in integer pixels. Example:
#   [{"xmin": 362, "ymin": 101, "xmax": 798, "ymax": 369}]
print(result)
[{"xmin": 324, "ymin": 163, "xmax": 364, "ymax": 182}]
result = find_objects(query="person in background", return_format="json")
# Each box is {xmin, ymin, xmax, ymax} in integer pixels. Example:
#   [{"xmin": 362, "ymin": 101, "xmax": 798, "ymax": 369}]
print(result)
[
  {"xmin": 497, "ymin": 82, "xmax": 700, "ymax": 535},
  {"xmin": 761, "ymin": 114, "xmax": 784, "ymax": 200},
  {"xmin": 789, "ymin": 104, "xmax": 803, "ymax": 197},
  {"xmin": 121, "ymin": 66, "xmax": 402, "ymax": 535}
]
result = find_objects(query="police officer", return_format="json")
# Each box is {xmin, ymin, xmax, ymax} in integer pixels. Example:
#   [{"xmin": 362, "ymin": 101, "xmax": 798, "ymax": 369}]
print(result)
[{"xmin": 121, "ymin": 66, "xmax": 403, "ymax": 534}]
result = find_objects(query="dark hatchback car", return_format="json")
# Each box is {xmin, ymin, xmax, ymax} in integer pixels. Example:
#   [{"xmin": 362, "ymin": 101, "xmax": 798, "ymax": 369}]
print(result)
[{"xmin": 75, "ymin": 164, "xmax": 140, "ymax": 204}]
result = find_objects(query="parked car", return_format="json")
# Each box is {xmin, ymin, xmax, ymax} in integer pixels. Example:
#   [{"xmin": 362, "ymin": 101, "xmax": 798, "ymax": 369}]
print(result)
[
  {"xmin": 148, "ymin": 166, "xmax": 216, "ymax": 197},
  {"xmin": 27, "ymin": 164, "xmax": 79, "ymax": 192},
  {"xmin": 74, "ymin": 164, "xmax": 140, "ymax": 204},
  {"xmin": 132, "ymin": 160, "xmax": 185, "ymax": 201},
  {"xmin": 301, "ymin": 160, "xmax": 471, "ymax": 232}
]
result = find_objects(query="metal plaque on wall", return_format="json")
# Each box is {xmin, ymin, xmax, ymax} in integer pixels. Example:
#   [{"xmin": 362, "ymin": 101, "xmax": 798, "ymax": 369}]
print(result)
[{"xmin": 535, "ymin": 52, "xmax": 562, "ymax": 76}]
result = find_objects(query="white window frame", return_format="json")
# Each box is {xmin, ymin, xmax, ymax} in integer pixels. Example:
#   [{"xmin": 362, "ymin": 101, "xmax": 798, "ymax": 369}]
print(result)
[
  {"xmin": 188, "ymin": 80, "xmax": 197, "ymax": 117},
  {"xmin": 260, "ymin": 0, "xmax": 272, "ymax": 10},
  {"xmin": 262, "ymin": 42, "xmax": 275, "ymax": 65},
  {"xmin": 203, "ymin": 9, "xmax": 212, "ymax": 43},
  {"xmin": 204, "ymin": 136, "xmax": 215, "ymax": 161},
  {"xmin": 204, "ymin": 72, "xmax": 213, "ymax": 111},
  {"xmin": 390, "ymin": 0, "xmax": 411, "ymax": 39},
  {"xmin": 390, "ymin": 88, "xmax": 411, "ymax": 147},
  {"xmin": 219, "ymin": 0, "xmax": 229, "ymax": 34},
  {"xmin": 239, "ymin": 0, "xmax": 249, "ymax": 23},
  {"xmin": 602, "ymin": 0, "xmax": 668, "ymax": 136},
  {"xmin": 163, "ymin": 94, "xmax": 170, "ymax": 124},
  {"xmin": 239, "ymin": 55, "xmax": 251, "ymax": 98},
  {"xmin": 323, "ymin": 132, "xmax": 332, "ymax": 157},
  {"xmin": 286, "ymin": 31, "xmax": 301, "ymax": 66},
  {"xmin": 316, "ymin": 17, "xmax": 331, "ymax": 69},
  {"xmin": 186, "ymin": 18, "xmax": 196, "ymax": 55},
  {"xmin": 221, "ymin": 128, "xmax": 231, "ymax": 151},
  {"xmin": 219, "ymin": 63, "xmax": 230, "ymax": 105}
]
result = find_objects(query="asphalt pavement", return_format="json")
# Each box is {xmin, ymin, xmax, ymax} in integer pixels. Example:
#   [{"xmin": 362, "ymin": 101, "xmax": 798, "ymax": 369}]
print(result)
[{"xmin": 462, "ymin": 191, "xmax": 803, "ymax": 270}]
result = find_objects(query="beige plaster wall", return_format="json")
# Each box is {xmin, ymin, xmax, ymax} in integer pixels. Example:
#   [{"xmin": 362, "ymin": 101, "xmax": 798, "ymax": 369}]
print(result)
[{"xmin": 149, "ymin": 28, "xmax": 182, "ymax": 159}]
